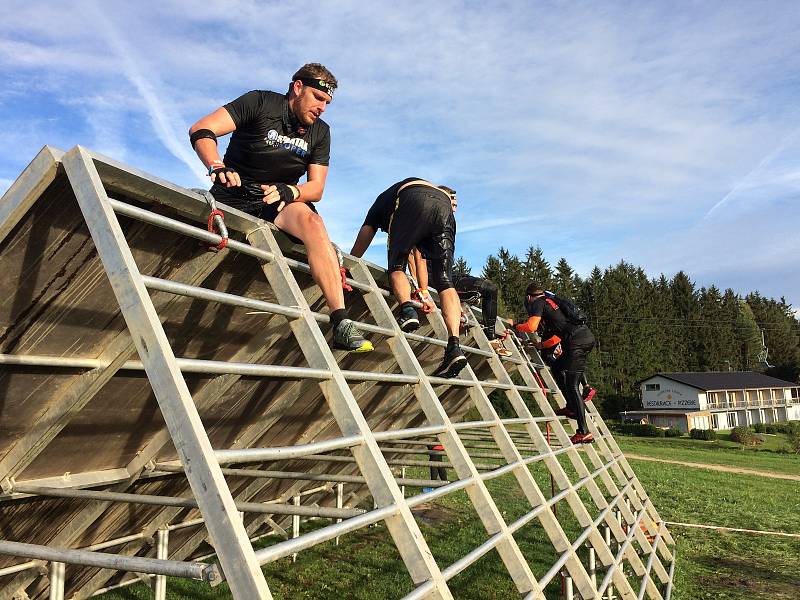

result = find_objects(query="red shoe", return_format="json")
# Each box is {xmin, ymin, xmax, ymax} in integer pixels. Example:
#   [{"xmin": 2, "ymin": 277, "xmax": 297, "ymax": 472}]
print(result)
[
  {"xmin": 582, "ymin": 387, "xmax": 596, "ymax": 403},
  {"xmin": 570, "ymin": 432, "xmax": 594, "ymax": 445},
  {"xmin": 554, "ymin": 407, "xmax": 576, "ymax": 419}
]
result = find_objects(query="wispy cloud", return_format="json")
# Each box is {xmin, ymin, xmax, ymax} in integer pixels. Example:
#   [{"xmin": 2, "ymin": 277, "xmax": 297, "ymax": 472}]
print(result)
[{"xmin": 83, "ymin": 2, "xmax": 206, "ymax": 186}]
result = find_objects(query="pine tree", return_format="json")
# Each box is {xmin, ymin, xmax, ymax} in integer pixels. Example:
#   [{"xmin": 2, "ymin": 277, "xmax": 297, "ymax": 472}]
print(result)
[
  {"xmin": 523, "ymin": 246, "xmax": 553, "ymax": 291},
  {"xmin": 736, "ymin": 299, "xmax": 762, "ymax": 370},
  {"xmin": 497, "ymin": 248, "xmax": 527, "ymax": 321},
  {"xmin": 670, "ymin": 271, "xmax": 699, "ymax": 370},
  {"xmin": 453, "ymin": 256, "xmax": 471, "ymax": 277},
  {"xmin": 553, "ymin": 258, "xmax": 577, "ymax": 298}
]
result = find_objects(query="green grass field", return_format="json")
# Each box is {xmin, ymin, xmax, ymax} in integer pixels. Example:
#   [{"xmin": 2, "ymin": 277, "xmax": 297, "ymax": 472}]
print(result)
[
  {"xmin": 614, "ymin": 432, "xmax": 800, "ymax": 476},
  {"xmin": 97, "ymin": 438, "xmax": 800, "ymax": 600}
]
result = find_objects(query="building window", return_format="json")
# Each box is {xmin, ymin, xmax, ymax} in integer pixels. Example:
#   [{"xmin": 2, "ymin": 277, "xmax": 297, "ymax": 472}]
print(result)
[{"xmin": 645, "ymin": 384, "xmax": 660, "ymax": 391}]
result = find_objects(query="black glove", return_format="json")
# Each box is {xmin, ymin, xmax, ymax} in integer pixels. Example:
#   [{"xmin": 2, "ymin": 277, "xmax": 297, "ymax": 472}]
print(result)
[
  {"xmin": 210, "ymin": 166, "xmax": 238, "ymax": 187},
  {"xmin": 275, "ymin": 183, "xmax": 299, "ymax": 204}
]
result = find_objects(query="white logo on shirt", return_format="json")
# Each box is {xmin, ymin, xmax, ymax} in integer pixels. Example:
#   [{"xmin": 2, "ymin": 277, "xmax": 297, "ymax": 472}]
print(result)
[{"xmin": 265, "ymin": 129, "xmax": 309, "ymax": 157}]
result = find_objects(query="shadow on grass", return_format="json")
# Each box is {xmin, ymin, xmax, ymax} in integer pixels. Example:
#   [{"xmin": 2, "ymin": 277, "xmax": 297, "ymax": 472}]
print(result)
[{"xmin": 695, "ymin": 554, "xmax": 800, "ymax": 599}]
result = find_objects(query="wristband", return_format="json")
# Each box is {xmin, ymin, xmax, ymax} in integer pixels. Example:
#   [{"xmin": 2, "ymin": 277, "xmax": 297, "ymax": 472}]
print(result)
[{"xmin": 207, "ymin": 161, "xmax": 225, "ymax": 176}]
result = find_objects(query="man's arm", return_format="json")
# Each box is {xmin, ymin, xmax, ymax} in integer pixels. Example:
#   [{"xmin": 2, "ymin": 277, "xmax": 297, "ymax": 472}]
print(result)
[
  {"xmin": 189, "ymin": 107, "xmax": 237, "ymax": 174},
  {"xmin": 298, "ymin": 163, "xmax": 328, "ymax": 202},
  {"xmin": 411, "ymin": 248, "xmax": 429, "ymax": 290},
  {"xmin": 350, "ymin": 225, "xmax": 377, "ymax": 258}
]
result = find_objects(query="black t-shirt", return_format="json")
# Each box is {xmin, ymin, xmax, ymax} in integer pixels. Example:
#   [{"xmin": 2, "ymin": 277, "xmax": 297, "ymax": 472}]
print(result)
[
  {"xmin": 222, "ymin": 90, "xmax": 330, "ymax": 184},
  {"xmin": 526, "ymin": 295, "xmax": 577, "ymax": 339},
  {"xmin": 363, "ymin": 178, "xmax": 450, "ymax": 232}
]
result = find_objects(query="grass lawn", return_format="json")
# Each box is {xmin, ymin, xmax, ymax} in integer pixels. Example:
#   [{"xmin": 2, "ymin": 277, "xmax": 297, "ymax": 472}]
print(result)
[
  {"xmin": 97, "ymin": 442, "xmax": 799, "ymax": 599},
  {"xmin": 615, "ymin": 432, "xmax": 800, "ymax": 476}
]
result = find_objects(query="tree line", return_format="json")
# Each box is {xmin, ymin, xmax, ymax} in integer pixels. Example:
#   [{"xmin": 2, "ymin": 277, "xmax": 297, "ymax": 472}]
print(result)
[{"xmin": 456, "ymin": 247, "xmax": 800, "ymax": 416}]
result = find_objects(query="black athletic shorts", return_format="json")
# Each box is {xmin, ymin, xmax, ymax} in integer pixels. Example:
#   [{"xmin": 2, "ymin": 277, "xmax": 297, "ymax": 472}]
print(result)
[
  {"xmin": 387, "ymin": 189, "xmax": 455, "ymax": 273},
  {"xmin": 209, "ymin": 181, "xmax": 318, "ymax": 224}
]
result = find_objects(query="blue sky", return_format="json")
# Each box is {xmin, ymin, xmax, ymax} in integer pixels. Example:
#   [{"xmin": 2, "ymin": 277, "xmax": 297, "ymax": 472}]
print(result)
[{"xmin": 2, "ymin": 1, "xmax": 799, "ymax": 308}]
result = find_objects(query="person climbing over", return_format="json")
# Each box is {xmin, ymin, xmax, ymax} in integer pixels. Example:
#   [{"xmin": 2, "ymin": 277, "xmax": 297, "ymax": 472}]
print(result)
[
  {"xmin": 516, "ymin": 283, "xmax": 596, "ymax": 444},
  {"xmin": 350, "ymin": 178, "xmax": 466, "ymax": 377},
  {"xmin": 188, "ymin": 62, "xmax": 372, "ymax": 353},
  {"xmin": 407, "ymin": 191, "xmax": 510, "ymax": 357}
]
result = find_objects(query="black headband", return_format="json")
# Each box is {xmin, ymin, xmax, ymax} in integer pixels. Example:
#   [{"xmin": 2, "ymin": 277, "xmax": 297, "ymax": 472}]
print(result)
[{"xmin": 298, "ymin": 77, "xmax": 336, "ymax": 98}]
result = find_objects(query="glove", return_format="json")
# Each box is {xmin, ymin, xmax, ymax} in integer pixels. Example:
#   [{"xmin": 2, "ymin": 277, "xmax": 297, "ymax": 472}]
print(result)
[
  {"xmin": 209, "ymin": 165, "xmax": 239, "ymax": 187},
  {"xmin": 413, "ymin": 288, "xmax": 435, "ymax": 314},
  {"xmin": 263, "ymin": 183, "xmax": 299, "ymax": 213},
  {"xmin": 276, "ymin": 183, "xmax": 300, "ymax": 204}
]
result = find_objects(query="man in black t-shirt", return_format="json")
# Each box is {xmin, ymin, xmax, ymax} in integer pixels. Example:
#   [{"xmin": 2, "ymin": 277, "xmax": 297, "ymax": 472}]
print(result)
[
  {"xmin": 350, "ymin": 178, "xmax": 466, "ymax": 378},
  {"xmin": 516, "ymin": 283, "xmax": 596, "ymax": 444},
  {"xmin": 188, "ymin": 63, "xmax": 372, "ymax": 353}
]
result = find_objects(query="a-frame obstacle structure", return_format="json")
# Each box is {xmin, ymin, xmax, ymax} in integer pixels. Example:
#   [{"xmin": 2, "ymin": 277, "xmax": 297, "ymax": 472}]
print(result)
[{"xmin": 0, "ymin": 145, "xmax": 675, "ymax": 599}]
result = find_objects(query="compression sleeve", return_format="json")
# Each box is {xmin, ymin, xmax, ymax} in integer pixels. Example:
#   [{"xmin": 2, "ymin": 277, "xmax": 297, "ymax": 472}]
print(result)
[
  {"xmin": 308, "ymin": 123, "xmax": 331, "ymax": 166},
  {"xmin": 223, "ymin": 90, "xmax": 262, "ymax": 128},
  {"xmin": 540, "ymin": 334, "xmax": 562, "ymax": 348},
  {"xmin": 516, "ymin": 315, "xmax": 541, "ymax": 334}
]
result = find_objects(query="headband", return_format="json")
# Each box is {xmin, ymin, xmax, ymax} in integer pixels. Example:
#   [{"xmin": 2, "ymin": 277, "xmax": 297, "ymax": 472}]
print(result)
[{"xmin": 298, "ymin": 77, "xmax": 336, "ymax": 98}]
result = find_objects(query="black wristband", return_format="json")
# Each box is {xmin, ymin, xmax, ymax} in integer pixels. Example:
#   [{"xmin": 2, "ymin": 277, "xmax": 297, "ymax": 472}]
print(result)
[{"xmin": 190, "ymin": 128, "xmax": 217, "ymax": 148}]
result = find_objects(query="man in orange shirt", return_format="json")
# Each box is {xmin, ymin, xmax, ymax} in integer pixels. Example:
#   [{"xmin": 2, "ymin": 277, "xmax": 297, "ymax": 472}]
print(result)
[{"xmin": 516, "ymin": 283, "xmax": 596, "ymax": 444}]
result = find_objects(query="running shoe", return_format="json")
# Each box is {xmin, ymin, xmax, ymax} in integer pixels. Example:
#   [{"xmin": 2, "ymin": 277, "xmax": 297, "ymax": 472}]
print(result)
[
  {"xmin": 489, "ymin": 338, "xmax": 512, "ymax": 357},
  {"xmin": 397, "ymin": 304, "xmax": 420, "ymax": 332},
  {"xmin": 332, "ymin": 319, "xmax": 374, "ymax": 353},
  {"xmin": 582, "ymin": 387, "xmax": 596, "ymax": 403},
  {"xmin": 570, "ymin": 431, "xmax": 594, "ymax": 445},
  {"xmin": 554, "ymin": 406, "xmax": 577, "ymax": 419},
  {"xmin": 435, "ymin": 343, "xmax": 467, "ymax": 378}
]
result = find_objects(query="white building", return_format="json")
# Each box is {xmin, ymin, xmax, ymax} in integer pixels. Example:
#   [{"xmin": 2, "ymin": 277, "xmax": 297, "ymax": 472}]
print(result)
[{"xmin": 621, "ymin": 372, "xmax": 800, "ymax": 432}]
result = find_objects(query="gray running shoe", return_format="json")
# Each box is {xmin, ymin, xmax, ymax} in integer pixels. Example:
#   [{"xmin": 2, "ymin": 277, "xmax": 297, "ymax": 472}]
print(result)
[
  {"xmin": 435, "ymin": 343, "xmax": 467, "ymax": 378},
  {"xmin": 398, "ymin": 304, "xmax": 420, "ymax": 332},
  {"xmin": 332, "ymin": 319, "xmax": 374, "ymax": 353}
]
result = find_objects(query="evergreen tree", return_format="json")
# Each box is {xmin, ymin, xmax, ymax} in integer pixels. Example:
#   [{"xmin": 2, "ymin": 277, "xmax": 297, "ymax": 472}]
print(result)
[
  {"xmin": 553, "ymin": 258, "xmax": 577, "ymax": 298},
  {"xmin": 497, "ymin": 248, "xmax": 527, "ymax": 321},
  {"xmin": 670, "ymin": 271, "xmax": 699, "ymax": 370},
  {"xmin": 453, "ymin": 256, "xmax": 471, "ymax": 276},
  {"xmin": 523, "ymin": 246, "xmax": 554, "ymax": 291},
  {"xmin": 735, "ymin": 299, "xmax": 762, "ymax": 370},
  {"xmin": 481, "ymin": 254, "xmax": 508, "ymax": 317}
]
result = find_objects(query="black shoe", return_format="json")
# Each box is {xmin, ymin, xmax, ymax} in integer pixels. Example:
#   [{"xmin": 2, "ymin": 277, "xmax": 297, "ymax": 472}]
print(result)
[
  {"xmin": 332, "ymin": 319, "xmax": 374, "ymax": 353},
  {"xmin": 398, "ymin": 304, "xmax": 420, "ymax": 332},
  {"xmin": 435, "ymin": 344, "xmax": 467, "ymax": 378}
]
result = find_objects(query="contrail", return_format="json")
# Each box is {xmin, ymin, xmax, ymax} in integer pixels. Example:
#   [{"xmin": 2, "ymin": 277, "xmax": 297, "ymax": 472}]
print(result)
[
  {"xmin": 704, "ymin": 125, "xmax": 800, "ymax": 220},
  {"xmin": 88, "ymin": 3, "xmax": 207, "ymax": 186}
]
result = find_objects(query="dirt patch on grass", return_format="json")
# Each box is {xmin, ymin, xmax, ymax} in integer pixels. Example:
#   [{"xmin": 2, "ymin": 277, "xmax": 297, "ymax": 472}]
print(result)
[
  {"xmin": 696, "ymin": 556, "xmax": 800, "ymax": 599},
  {"xmin": 412, "ymin": 503, "xmax": 457, "ymax": 527}
]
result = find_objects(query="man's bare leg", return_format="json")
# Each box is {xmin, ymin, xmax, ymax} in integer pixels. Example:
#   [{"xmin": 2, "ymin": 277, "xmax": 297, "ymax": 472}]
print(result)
[
  {"xmin": 274, "ymin": 203, "xmax": 372, "ymax": 352},
  {"xmin": 438, "ymin": 288, "xmax": 461, "ymax": 337},
  {"xmin": 275, "ymin": 203, "xmax": 344, "ymax": 311},
  {"xmin": 390, "ymin": 270, "xmax": 412, "ymax": 304}
]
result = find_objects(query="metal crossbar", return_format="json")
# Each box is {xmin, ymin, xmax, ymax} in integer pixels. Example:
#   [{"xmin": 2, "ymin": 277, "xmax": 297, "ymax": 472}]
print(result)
[{"xmin": 0, "ymin": 145, "xmax": 674, "ymax": 600}]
